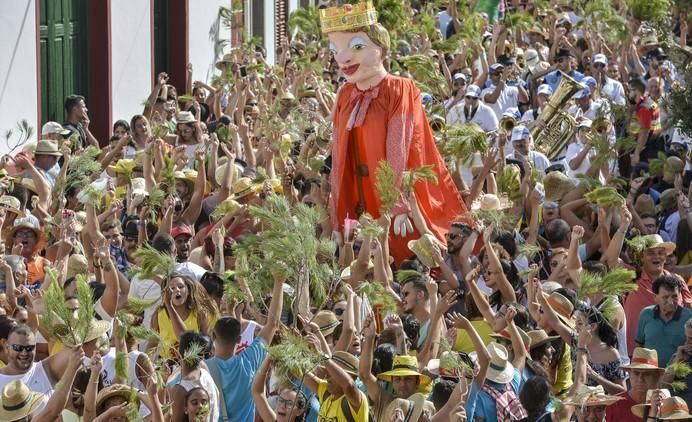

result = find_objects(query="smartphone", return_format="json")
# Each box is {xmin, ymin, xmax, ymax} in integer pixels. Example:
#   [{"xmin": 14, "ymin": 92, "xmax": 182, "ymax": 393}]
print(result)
[{"xmin": 239, "ymin": 66, "xmax": 247, "ymax": 78}]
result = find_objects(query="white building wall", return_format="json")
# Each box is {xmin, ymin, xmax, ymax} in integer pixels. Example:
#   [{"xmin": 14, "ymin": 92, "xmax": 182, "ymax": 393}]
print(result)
[
  {"xmin": 0, "ymin": 0, "xmax": 38, "ymax": 154},
  {"xmin": 110, "ymin": 0, "xmax": 153, "ymax": 123},
  {"xmin": 189, "ymin": 1, "xmax": 232, "ymax": 87},
  {"xmin": 263, "ymin": 0, "xmax": 276, "ymax": 65}
]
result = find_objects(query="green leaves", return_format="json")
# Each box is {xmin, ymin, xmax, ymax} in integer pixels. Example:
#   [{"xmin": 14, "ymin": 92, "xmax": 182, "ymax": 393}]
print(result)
[
  {"xmin": 441, "ymin": 123, "xmax": 489, "ymax": 166},
  {"xmin": 402, "ymin": 165, "xmax": 438, "ymax": 199},
  {"xmin": 663, "ymin": 56, "xmax": 692, "ymax": 137},
  {"xmin": 267, "ymin": 332, "xmax": 326, "ymax": 380},
  {"xmin": 398, "ymin": 55, "xmax": 449, "ymax": 99},
  {"xmin": 375, "ymin": 160, "xmax": 399, "ymax": 215},
  {"xmin": 131, "ymin": 245, "xmax": 175, "ymax": 281},
  {"xmin": 625, "ymin": 0, "xmax": 671, "ymax": 23},
  {"xmin": 584, "ymin": 186, "xmax": 625, "ymax": 208},
  {"xmin": 359, "ymin": 282, "xmax": 399, "ymax": 314},
  {"xmin": 578, "ymin": 268, "xmax": 637, "ymax": 299}
]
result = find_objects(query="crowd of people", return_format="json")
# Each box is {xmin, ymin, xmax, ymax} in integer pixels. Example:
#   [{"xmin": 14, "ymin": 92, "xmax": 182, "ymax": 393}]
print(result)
[{"xmin": 0, "ymin": 0, "xmax": 691, "ymax": 421}]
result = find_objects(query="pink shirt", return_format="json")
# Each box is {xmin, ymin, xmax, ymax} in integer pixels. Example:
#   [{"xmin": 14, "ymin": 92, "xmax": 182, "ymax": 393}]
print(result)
[{"xmin": 624, "ymin": 270, "xmax": 692, "ymax": 354}]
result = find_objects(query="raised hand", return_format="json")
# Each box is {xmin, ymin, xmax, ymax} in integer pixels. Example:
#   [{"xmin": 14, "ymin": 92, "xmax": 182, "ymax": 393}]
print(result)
[{"xmin": 572, "ymin": 225, "xmax": 584, "ymax": 241}]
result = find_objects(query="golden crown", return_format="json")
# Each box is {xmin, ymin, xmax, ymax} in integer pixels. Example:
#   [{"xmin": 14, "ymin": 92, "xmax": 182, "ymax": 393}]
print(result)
[{"xmin": 319, "ymin": 1, "xmax": 378, "ymax": 34}]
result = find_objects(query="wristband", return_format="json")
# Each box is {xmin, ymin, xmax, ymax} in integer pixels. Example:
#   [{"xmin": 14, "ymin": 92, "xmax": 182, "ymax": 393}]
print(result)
[{"xmin": 577, "ymin": 347, "xmax": 588, "ymax": 354}]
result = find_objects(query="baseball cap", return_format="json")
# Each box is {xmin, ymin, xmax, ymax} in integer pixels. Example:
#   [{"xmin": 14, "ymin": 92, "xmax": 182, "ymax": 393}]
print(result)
[
  {"xmin": 537, "ymin": 84, "xmax": 553, "ymax": 96},
  {"xmin": 573, "ymin": 87, "xmax": 591, "ymax": 100},
  {"xmin": 489, "ymin": 63, "xmax": 505, "ymax": 73},
  {"xmin": 511, "ymin": 125, "xmax": 530, "ymax": 142},
  {"xmin": 503, "ymin": 107, "xmax": 521, "ymax": 120},
  {"xmin": 581, "ymin": 77, "xmax": 597, "ymax": 89},
  {"xmin": 41, "ymin": 121, "xmax": 71, "ymax": 137},
  {"xmin": 592, "ymin": 54, "xmax": 608, "ymax": 66},
  {"xmin": 465, "ymin": 85, "xmax": 481, "ymax": 98},
  {"xmin": 453, "ymin": 73, "xmax": 468, "ymax": 82},
  {"xmin": 421, "ymin": 93, "xmax": 433, "ymax": 104},
  {"xmin": 171, "ymin": 225, "xmax": 193, "ymax": 239}
]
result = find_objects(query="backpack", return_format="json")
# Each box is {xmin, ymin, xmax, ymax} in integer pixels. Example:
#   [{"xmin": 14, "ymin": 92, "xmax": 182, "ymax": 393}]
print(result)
[{"xmin": 481, "ymin": 383, "xmax": 528, "ymax": 421}]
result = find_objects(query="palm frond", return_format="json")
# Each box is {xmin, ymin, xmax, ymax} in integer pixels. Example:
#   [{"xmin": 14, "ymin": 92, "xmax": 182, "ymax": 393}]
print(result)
[
  {"xmin": 358, "ymin": 213, "xmax": 385, "ymax": 238},
  {"xmin": 402, "ymin": 165, "xmax": 438, "ymax": 198},
  {"xmin": 211, "ymin": 199, "xmax": 241, "ymax": 222},
  {"xmin": 442, "ymin": 123, "xmax": 489, "ymax": 166},
  {"xmin": 496, "ymin": 165, "xmax": 522, "ymax": 202},
  {"xmin": 584, "ymin": 186, "xmax": 625, "ymax": 208}
]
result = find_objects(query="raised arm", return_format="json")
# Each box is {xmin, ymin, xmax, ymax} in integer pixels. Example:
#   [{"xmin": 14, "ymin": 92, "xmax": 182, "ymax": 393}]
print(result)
[
  {"xmin": 418, "ymin": 291, "xmax": 457, "ymax": 369},
  {"xmin": 252, "ymin": 358, "xmax": 278, "ymax": 422},
  {"xmin": 447, "ymin": 312, "xmax": 490, "ymax": 389},
  {"xmin": 483, "ymin": 226, "xmax": 517, "ymax": 304},
  {"xmin": 534, "ymin": 278, "xmax": 573, "ymax": 344},
  {"xmin": 334, "ymin": 286, "xmax": 356, "ymax": 352},
  {"xmin": 179, "ymin": 148, "xmax": 207, "ymax": 226},
  {"xmin": 256, "ymin": 263, "xmax": 287, "ymax": 343},
  {"xmin": 358, "ymin": 315, "xmax": 381, "ymax": 403}
]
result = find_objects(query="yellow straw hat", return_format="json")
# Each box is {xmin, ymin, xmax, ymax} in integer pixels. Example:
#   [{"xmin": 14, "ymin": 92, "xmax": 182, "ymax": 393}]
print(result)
[
  {"xmin": 0, "ymin": 380, "xmax": 44, "ymax": 421},
  {"xmin": 378, "ymin": 355, "xmax": 432, "ymax": 384}
]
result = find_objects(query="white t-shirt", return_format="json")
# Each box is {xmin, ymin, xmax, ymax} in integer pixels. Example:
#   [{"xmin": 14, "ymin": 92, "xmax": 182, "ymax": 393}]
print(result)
[
  {"xmin": 601, "ymin": 77, "xmax": 626, "ymax": 106},
  {"xmin": 446, "ymin": 101, "xmax": 499, "ymax": 133},
  {"xmin": 505, "ymin": 151, "xmax": 551, "ymax": 173},
  {"xmin": 0, "ymin": 361, "xmax": 53, "ymax": 414},
  {"xmin": 481, "ymin": 85, "xmax": 520, "ymax": 119},
  {"xmin": 128, "ymin": 276, "xmax": 161, "ymax": 351},
  {"xmin": 175, "ymin": 261, "xmax": 206, "ymax": 282},
  {"xmin": 565, "ymin": 141, "xmax": 596, "ymax": 178}
]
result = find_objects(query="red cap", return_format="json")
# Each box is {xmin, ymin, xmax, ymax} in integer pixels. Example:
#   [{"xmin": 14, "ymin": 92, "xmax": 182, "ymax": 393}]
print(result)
[{"xmin": 171, "ymin": 225, "xmax": 193, "ymax": 239}]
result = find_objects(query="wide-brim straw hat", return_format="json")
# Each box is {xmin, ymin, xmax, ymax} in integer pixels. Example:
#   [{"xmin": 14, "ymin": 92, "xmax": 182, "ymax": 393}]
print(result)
[
  {"xmin": 378, "ymin": 355, "xmax": 432, "ymax": 384},
  {"xmin": 407, "ymin": 233, "xmax": 442, "ymax": 268},
  {"xmin": 485, "ymin": 343, "xmax": 515, "ymax": 384},
  {"xmin": 642, "ymin": 234, "xmax": 676, "ymax": 256},
  {"xmin": 527, "ymin": 330, "xmax": 559, "ymax": 351},
  {"xmin": 331, "ymin": 351, "xmax": 359, "ymax": 377},
  {"xmin": 543, "ymin": 171, "xmax": 577, "ymax": 203},
  {"xmin": 312, "ymin": 310, "xmax": 340, "ymax": 337},
  {"xmin": 63, "ymin": 320, "xmax": 111, "ymax": 347},
  {"xmin": 215, "ymin": 53, "xmax": 235, "ymax": 70},
  {"xmin": 382, "ymin": 393, "xmax": 435, "ymax": 422},
  {"xmin": 563, "ymin": 385, "xmax": 623, "ymax": 407},
  {"xmin": 339, "ymin": 260, "xmax": 375, "ymax": 281},
  {"xmin": 230, "ymin": 177, "xmax": 260, "ymax": 200},
  {"xmin": 631, "ymin": 389, "xmax": 672, "ymax": 417},
  {"xmin": 0, "ymin": 380, "xmax": 44, "ymax": 420},
  {"xmin": 490, "ymin": 327, "xmax": 532, "ymax": 350},
  {"xmin": 658, "ymin": 396, "xmax": 692, "ymax": 420},
  {"xmin": 0, "ymin": 195, "xmax": 22, "ymax": 216},
  {"xmin": 621, "ymin": 347, "xmax": 665, "ymax": 372},
  {"xmin": 34, "ymin": 139, "xmax": 62, "ymax": 156},
  {"xmin": 547, "ymin": 291, "xmax": 575, "ymax": 328},
  {"xmin": 96, "ymin": 384, "xmax": 132, "ymax": 413},
  {"xmin": 176, "ymin": 111, "xmax": 197, "ymax": 124}
]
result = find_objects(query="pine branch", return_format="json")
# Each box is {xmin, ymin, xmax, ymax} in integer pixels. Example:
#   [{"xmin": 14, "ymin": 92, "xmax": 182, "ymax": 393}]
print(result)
[
  {"xmin": 358, "ymin": 282, "xmax": 399, "ymax": 314},
  {"xmin": 375, "ymin": 160, "xmax": 399, "ymax": 215},
  {"xmin": 267, "ymin": 332, "xmax": 326, "ymax": 381},
  {"xmin": 131, "ymin": 245, "xmax": 175, "ymax": 280}
]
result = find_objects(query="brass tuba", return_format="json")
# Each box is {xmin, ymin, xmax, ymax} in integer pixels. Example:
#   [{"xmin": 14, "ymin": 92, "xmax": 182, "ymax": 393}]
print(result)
[
  {"xmin": 499, "ymin": 115, "xmax": 517, "ymax": 133},
  {"xmin": 531, "ymin": 71, "xmax": 582, "ymax": 160}
]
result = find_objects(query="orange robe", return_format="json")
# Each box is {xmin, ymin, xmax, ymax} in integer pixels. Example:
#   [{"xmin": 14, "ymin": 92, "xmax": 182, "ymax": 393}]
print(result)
[{"xmin": 330, "ymin": 75, "xmax": 468, "ymax": 265}]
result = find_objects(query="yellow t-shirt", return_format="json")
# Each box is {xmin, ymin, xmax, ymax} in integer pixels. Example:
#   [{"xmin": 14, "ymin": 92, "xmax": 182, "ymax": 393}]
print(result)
[
  {"xmin": 552, "ymin": 343, "xmax": 573, "ymax": 398},
  {"xmin": 317, "ymin": 380, "xmax": 370, "ymax": 422},
  {"xmin": 453, "ymin": 319, "xmax": 495, "ymax": 353},
  {"xmin": 157, "ymin": 307, "xmax": 199, "ymax": 360}
]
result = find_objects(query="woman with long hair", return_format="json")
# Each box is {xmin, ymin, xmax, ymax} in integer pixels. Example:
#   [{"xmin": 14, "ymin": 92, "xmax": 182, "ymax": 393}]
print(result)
[
  {"xmin": 129, "ymin": 114, "xmax": 152, "ymax": 153},
  {"xmin": 150, "ymin": 273, "xmax": 218, "ymax": 360}
]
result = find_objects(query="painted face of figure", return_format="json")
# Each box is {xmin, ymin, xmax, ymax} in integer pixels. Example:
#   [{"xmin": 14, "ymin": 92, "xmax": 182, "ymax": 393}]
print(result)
[{"xmin": 328, "ymin": 31, "xmax": 384, "ymax": 89}]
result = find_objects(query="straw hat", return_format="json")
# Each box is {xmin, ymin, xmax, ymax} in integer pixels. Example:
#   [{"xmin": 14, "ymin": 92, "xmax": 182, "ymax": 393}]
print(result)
[
  {"xmin": 214, "ymin": 161, "xmax": 243, "ymax": 186},
  {"xmin": 11, "ymin": 215, "xmax": 42, "ymax": 239},
  {"xmin": 634, "ymin": 194, "xmax": 656, "ymax": 217},
  {"xmin": 331, "ymin": 351, "xmax": 359, "ymax": 377},
  {"xmin": 215, "ymin": 53, "xmax": 234, "ymax": 70},
  {"xmin": 631, "ymin": 388, "xmax": 672, "ymax": 418},
  {"xmin": 485, "ymin": 343, "xmax": 515, "ymax": 384},
  {"xmin": 33, "ymin": 140, "xmax": 62, "ymax": 156},
  {"xmin": 658, "ymin": 396, "xmax": 692, "ymax": 420},
  {"xmin": 563, "ymin": 385, "xmax": 623, "ymax": 407},
  {"xmin": 527, "ymin": 330, "xmax": 559, "ymax": 351},
  {"xmin": 543, "ymin": 171, "xmax": 577, "ymax": 203},
  {"xmin": 641, "ymin": 234, "xmax": 676, "ymax": 256},
  {"xmin": 426, "ymin": 351, "xmax": 462, "ymax": 378},
  {"xmin": 66, "ymin": 254, "xmax": 89, "ymax": 280},
  {"xmin": 489, "ymin": 327, "xmax": 532, "ymax": 350},
  {"xmin": 407, "ymin": 233, "xmax": 442, "ymax": 268},
  {"xmin": 0, "ymin": 195, "xmax": 22, "ymax": 216},
  {"xmin": 0, "ymin": 380, "xmax": 44, "ymax": 421},
  {"xmin": 382, "ymin": 393, "xmax": 436, "ymax": 422},
  {"xmin": 96, "ymin": 384, "xmax": 133, "ymax": 413},
  {"xmin": 547, "ymin": 291, "xmax": 574, "ymax": 327},
  {"xmin": 471, "ymin": 193, "xmax": 511, "ymax": 212},
  {"xmin": 312, "ymin": 310, "xmax": 340, "ymax": 337},
  {"xmin": 176, "ymin": 111, "xmax": 197, "ymax": 124},
  {"xmin": 230, "ymin": 177, "xmax": 259, "ymax": 200},
  {"xmin": 339, "ymin": 260, "xmax": 375, "ymax": 281},
  {"xmin": 378, "ymin": 355, "xmax": 432, "ymax": 384},
  {"xmin": 63, "ymin": 320, "xmax": 111, "ymax": 347},
  {"xmin": 41, "ymin": 121, "xmax": 71, "ymax": 137},
  {"xmin": 621, "ymin": 348, "xmax": 665, "ymax": 372}
]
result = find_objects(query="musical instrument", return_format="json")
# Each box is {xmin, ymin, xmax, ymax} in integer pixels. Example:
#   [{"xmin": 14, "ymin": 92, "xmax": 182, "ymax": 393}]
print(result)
[
  {"xmin": 531, "ymin": 71, "xmax": 582, "ymax": 160},
  {"xmin": 499, "ymin": 115, "xmax": 517, "ymax": 134}
]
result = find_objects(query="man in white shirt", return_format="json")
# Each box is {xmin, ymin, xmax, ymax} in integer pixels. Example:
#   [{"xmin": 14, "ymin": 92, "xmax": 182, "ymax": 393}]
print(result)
[
  {"xmin": 446, "ymin": 85, "xmax": 498, "ymax": 132},
  {"xmin": 482, "ymin": 63, "xmax": 529, "ymax": 120},
  {"xmin": 565, "ymin": 119, "xmax": 603, "ymax": 180},
  {"xmin": 521, "ymin": 84, "xmax": 552, "ymax": 125},
  {"xmin": 505, "ymin": 125, "xmax": 550, "ymax": 173},
  {"xmin": 592, "ymin": 54, "xmax": 626, "ymax": 106}
]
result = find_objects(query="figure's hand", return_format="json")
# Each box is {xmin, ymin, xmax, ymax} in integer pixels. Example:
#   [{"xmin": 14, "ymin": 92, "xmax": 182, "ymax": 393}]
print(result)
[{"xmin": 393, "ymin": 213, "xmax": 414, "ymax": 238}]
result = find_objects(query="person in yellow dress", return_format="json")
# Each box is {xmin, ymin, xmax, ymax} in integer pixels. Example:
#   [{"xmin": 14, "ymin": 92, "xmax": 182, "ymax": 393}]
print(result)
[{"xmin": 150, "ymin": 273, "xmax": 218, "ymax": 360}]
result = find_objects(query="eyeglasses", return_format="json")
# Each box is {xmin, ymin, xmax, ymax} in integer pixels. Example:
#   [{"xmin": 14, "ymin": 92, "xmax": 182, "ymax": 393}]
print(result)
[
  {"xmin": 277, "ymin": 397, "xmax": 296, "ymax": 408},
  {"xmin": 11, "ymin": 344, "xmax": 36, "ymax": 353},
  {"xmin": 465, "ymin": 96, "xmax": 478, "ymax": 100},
  {"xmin": 14, "ymin": 230, "xmax": 37, "ymax": 239}
]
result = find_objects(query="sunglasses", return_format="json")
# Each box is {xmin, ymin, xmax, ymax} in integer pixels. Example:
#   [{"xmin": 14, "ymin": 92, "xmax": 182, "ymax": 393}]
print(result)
[
  {"xmin": 594, "ymin": 63, "xmax": 606, "ymax": 68},
  {"xmin": 11, "ymin": 344, "xmax": 36, "ymax": 353},
  {"xmin": 334, "ymin": 308, "xmax": 345, "ymax": 316}
]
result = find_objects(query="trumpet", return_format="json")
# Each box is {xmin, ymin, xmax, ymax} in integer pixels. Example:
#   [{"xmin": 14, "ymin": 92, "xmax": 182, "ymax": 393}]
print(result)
[
  {"xmin": 591, "ymin": 117, "xmax": 612, "ymax": 135},
  {"xmin": 499, "ymin": 115, "xmax": 517, "ymax": 134}
]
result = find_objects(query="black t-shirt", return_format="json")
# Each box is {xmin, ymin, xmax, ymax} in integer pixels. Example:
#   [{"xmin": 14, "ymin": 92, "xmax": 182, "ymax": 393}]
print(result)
[{"xmin": 63, "ymin": 121, "xmax": 87, "ymax": 149}]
